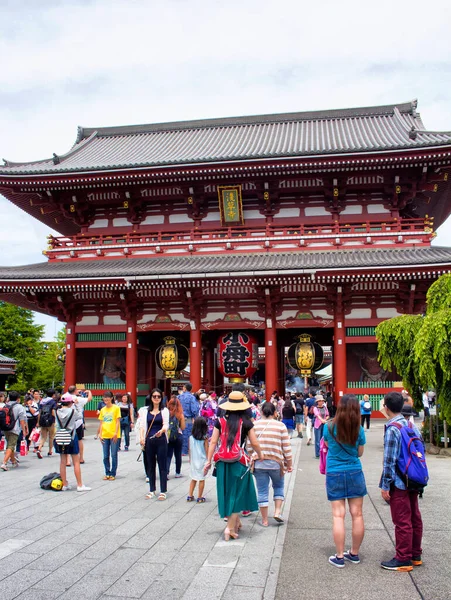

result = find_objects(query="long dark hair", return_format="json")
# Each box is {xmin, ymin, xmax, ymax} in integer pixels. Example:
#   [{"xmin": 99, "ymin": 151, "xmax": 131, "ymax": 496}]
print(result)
[
  {"xmin": 225, "ymin": 410, "xmax": 248, "ymax": 449},
  {"xmin": 146, "ymin": 388, "xmax": 163, "ymax": 411},
  {"xmin": 192, "ymin": 416, "xmax": 208, "ymax": 440},
  {"xmin": 333, "ymin": 394, "xmax": 360, "ymax": 445}
]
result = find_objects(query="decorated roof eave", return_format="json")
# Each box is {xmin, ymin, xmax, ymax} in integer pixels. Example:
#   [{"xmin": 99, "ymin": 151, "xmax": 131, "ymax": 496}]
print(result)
[
  {"xmin": 0, "ymin": 262, "xmax": 450, "ymax": 292},
  {"xmin": 1, "ymin": 144, "xmax": 451, "ymax": 190}
]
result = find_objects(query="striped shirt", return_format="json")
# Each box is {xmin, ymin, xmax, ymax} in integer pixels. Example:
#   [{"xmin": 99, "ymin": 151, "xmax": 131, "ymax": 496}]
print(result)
[{"xmin": 248, "ymin": 419, "xmax": 292, "ymax": 471}]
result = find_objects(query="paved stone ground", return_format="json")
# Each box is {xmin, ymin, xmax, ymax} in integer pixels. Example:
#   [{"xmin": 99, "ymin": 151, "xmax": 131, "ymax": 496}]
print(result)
[
  {"xmin": 0, "ymin": 420, "xmax": 449, "ymax": 600},
  {"xmin": 278, "ymin": 421, "xmax": 451, "ymax": 600}
]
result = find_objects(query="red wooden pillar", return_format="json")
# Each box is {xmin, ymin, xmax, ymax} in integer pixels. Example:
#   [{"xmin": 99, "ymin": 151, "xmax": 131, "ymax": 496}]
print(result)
[
  {"xmin": 334, "ymin": 287, "xmax": 347, "ymax": 400},
  {"xmin": 65, "ymin": 320, "xmax": 76, "ymax": 387},
  {"xmin": 126, "ymin": 317, "xmax": 138, "ymax": 398},
  {"xmin": 148, "ymin": 347, "xmax": 156, "ymax": 390},
  {"xmin": 204, "ymin": 345, "xmax": 214, "ymax": 392},
  {"xmin": 190, "ymin": 323, "xmax": 202, "ymax": 392},
  {"xmin": 265, "ymin": 316, "xmax": 279, "ymax": 399}
]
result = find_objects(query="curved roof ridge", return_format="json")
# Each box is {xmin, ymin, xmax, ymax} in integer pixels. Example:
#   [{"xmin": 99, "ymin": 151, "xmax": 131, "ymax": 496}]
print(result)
[
  {"xmin": 77, "ymin": 101, "xmax": 417, "ymax": 140},
  {"xmin": 3, "ymin": 131, "xmax": 98, "ymax": 168}
]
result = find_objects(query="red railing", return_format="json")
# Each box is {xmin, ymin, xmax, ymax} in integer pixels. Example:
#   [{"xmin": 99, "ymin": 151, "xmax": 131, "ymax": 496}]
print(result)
[{"xmin": 44, "ymin": 218, "xmax": 433, "ymax": 259}]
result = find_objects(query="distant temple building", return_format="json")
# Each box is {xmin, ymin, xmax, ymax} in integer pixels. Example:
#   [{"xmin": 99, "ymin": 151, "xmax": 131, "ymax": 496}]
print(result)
[{"xmin": 1, "ymin": 100, "xmax": 451, "ymax": 413}]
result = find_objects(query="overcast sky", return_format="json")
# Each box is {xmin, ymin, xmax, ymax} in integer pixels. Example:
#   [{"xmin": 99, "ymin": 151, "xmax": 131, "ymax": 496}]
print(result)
[{"xmin": 1, "ymin": 0, "xmax": 451, "ymax": 339}]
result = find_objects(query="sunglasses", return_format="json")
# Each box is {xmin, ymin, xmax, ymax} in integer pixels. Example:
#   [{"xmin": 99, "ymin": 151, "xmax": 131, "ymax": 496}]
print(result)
[{"xmin": 152, "ymin": 394, "xmax": 161, "ymax": 398}]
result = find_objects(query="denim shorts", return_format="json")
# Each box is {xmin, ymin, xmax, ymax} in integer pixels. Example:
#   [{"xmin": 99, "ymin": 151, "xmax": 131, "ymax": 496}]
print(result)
[
  {"xmin": 295, "ymin": 414, "xmax": 304, "ymax": 424},
  {"xmin": 326, "ymin": 470, "xmax": 367, "ymax": 501}
]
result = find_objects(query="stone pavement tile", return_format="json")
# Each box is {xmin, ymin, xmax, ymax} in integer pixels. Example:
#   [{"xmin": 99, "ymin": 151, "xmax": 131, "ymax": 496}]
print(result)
[
  {"xmin": 408, "ymin": 532, "xmax": 451, "ymax": 600},
  {"xmin": 276, "ymin": 525, "xmax": 422, "ymax": 600},
  {"xmin": 224, "ymin": 585, "xmax": 264, "ymax": 600},
  {"xmin": 78, "ymin": 534, "xmax": 132, "ymax": 561},
  {"xmin": 92, "ymin": 547, "xmax": 147, "ymax": 578},
  {"xmin": 103, "ymin": 560, "xmax": 166, "ymax": 597},
  {"xmin": 181, "ymin": 566, "xmax": 234, "ymax": 600},
  {"xmin": 57, "ymin": 574, "xmax": 113, "ymax": 600},
  {"xmin": 0, "ymin": 538, "xmax": 34, "ymax": 560},
  {"xmin": 33, "ymin": 557, "xmax": 100, "ymax": 591},
  {"xmin": 68, "ymin": 524, "xmax": 116, "ymax": 545},
  {"xmin": 122, "ymin": 534, "xmax": 160, "ymax": 550},
  {"xmin": 0, "ymin": 529, "xmax": 27, "ymax": 544},
  {"xmin": 0, "ymin": 552, "xmax": 41, "ymax": 581},
  {"xmin": 0, "ymin": 568, "xmax": 52, "ymax": 600},
  {"xmin": 109, "ymin": 517, "xmax": 150, "ymax": 537},
  {"xmin": 229, "ymin": 555, "xmax": 270, "ymax": 588},
  {"xmin": 25, "ymin": 543, "xmax": 89, "ymax": 572},
  {"xmin": 203, "ymin": 544, "xmax": 244, "ymax": 569},
  {"xmin": 139, "ymin": 577, "xmax": 189, "ymax": 600},
  {"xmin": 138, "ymin": 545, "xmax": 179, "ymax": 564},
  {"xmin": 14, "ymin": 588, "xmax": 62, "ymax": 600}
]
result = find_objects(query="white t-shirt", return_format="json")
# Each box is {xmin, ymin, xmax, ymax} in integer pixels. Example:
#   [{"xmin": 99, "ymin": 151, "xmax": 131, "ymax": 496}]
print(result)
[
  {"xmin": 422, "ymin": 393, "xmax": 429, "ymax": 409},
  {"xmin": 73, "ymin": 396, "xmax": 88, "ymax": 428}
]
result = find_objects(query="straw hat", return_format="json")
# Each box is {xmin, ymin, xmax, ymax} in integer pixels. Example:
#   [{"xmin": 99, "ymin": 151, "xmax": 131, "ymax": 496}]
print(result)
[{"xmin": 219, "ymin": 391, "xmax": 251, "ymax": 412}]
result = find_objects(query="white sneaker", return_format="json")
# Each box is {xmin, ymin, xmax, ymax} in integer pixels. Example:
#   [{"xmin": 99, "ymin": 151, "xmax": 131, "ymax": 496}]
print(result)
[
  {"xmin": 62, "ymin": 484, "xmax": 71, "ymax": 491},
  {"xmin": 145, "ymin": 477, "xmax": 149, "ymax": 483},
  {"xmin": 76, "ymin": 485, "xmax": 92, "ymax": 492}
]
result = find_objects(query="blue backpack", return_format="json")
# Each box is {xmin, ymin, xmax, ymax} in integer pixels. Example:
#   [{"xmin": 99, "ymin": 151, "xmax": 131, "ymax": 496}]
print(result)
[{"xmin": 387, "ymin": 421, "xmax": 429, "ymax": 491}]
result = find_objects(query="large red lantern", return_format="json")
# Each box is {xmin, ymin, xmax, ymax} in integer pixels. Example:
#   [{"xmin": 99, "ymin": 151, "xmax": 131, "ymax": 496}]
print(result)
[{"xmin": 217, "ymin": 331, "xmax": 259, "ymax": 383}]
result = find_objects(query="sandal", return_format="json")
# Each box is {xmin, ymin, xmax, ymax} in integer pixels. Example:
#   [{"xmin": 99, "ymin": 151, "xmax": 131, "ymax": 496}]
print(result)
[
  {"xmin": 196, "ymin": 497, "xmax": 206, "ymax": 503},
  {"xmin": 145, "ymin": 492, "xmax": 155, "ymax": 499},
  {"xmin": 103, "ymin": 476, "xmax": 109, "ymax": 480},
  {"xmin": 158, "ymin": 493, "xmax": 167, "ymax": 501},
  {"xmin": 186, "ymin": 495, "xmax": 195, "ymax": 502}
]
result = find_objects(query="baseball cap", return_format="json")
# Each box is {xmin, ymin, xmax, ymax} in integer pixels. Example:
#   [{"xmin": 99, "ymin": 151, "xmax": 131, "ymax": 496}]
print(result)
[{"xmin": 61, "ymin": 393, "xmax": 74, "ymax": 404}]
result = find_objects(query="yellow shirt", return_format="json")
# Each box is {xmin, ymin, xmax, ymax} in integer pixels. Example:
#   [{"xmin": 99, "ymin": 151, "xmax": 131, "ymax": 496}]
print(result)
[{"xmin": 98, "ymin": 405, "xmax": 121, "ymax": 439}]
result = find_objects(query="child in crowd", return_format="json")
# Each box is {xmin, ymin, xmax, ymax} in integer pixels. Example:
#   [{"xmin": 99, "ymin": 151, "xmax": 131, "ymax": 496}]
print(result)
[{"xmin": 187, "ymin": 416, "xmax": 208, "ymax": 503}]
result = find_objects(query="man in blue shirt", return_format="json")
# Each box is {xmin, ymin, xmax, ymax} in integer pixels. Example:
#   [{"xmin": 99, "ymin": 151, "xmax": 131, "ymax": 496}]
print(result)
[
  {"xmin": 178, "ymin": 383, "xmax": 199, "ymax": 455},
  {"xmin": 379, "ymin": 391, "xmax": 423, "ymax": 572},
  {"xmin": 304, "ymin": 391, "xmax": 316, "ymax": 446}
]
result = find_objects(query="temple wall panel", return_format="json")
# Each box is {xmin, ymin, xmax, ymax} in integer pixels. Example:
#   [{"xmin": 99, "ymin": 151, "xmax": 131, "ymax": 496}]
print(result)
[
  {"xmin": 112, "ymin": 218, "xmax": 129, "ymax": 227},
  {"xmin": 77, "ymin": 315, "xmax": 100, "ymax": 326},
  {"xmin": 376, "ymin": 307, "xmax": 403, "ymax": 318},
  {"xmin": 341, "ymin": 205, "xmax": 363, "ymax": 215},
  {"xmin": 103, "ymin": 315, "xmax": 126, "ymax": 325},
  {"xmin": 347, "ymin": 308, "xmax": 372, "ymax": 319},
  {"xmin": 274, "ymin": 208, "xmax": 301, "ymax": 218},
  {"xmin": 367, "ymin": 203, "xmax": 390, "ymax": 214},
  {"xmin": 90, "ymin": 219, "xmax": 109, "ymax": 228},
  {"xmin": 304, "ymin": 206, "xmax": 329, "ymax": 216},
  {"xmin": 169, "ymin": 213, "xmax": 194, "ymax": 223},
  {"xmin": 142, "ymin": 215, "xmax": 166, "ymax": 225}
]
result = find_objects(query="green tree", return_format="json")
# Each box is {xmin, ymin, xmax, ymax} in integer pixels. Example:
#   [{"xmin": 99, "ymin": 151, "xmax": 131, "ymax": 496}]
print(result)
[
  {"xmin": 33, "ymin": 329, "xmax": 66, "ymax": 391},
  {"xmin": 0, "ymin": 301, "xmax": 45, "ymax": 390},
  {"xmin": 376, "ymin": 273, "xmax": 451, "ymax": 422}
]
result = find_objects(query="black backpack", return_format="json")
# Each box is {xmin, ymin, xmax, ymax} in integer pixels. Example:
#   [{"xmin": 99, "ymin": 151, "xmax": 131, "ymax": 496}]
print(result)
[
  {"xmin": 39, "ymin": 403, "xmax": 55, "ymax": 428},
  {"xmin": 0, "ymin": 402, "xmax": 17, "ymax": 431},
  {"xmin": 294, "ymin": 399, "xmax": 304, "ymax": 415},
  {"xmin": 168, "ymin": 415, "xmax": 180, "ymax": 443}
]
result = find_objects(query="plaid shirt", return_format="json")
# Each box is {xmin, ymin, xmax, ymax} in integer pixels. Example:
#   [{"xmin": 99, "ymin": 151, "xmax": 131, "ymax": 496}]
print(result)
[
  {"xmin": 379, "ymin": 415, "xmax": 422, "ymax": 491},
  {"xmin": 379, "ymin": 415, "xmax": 407, "ymax": 491}
]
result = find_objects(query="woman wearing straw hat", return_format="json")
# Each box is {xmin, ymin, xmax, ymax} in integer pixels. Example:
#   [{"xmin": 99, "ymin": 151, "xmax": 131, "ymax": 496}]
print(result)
[{"xmin": 204, "ymin": 391, "xmax": 263, "ymax": 540}]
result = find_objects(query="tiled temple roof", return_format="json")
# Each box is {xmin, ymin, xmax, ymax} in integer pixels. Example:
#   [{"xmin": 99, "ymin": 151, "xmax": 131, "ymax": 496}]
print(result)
[
  {"xmin": 0, "ymin": 247, "xmax": 451, "ymax": 282},
  {"xmin": 2, "ymin": 100, "xmax": 451, "ymax": 175}
]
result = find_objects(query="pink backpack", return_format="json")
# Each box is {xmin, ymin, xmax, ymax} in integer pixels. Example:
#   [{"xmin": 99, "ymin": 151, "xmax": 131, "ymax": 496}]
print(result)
[
  {"xmin": 319, "ymin": 437, "xmax": 328, "ymax": 475},
  {"xmin": 213, "ymin": 417, "xmax": 249, "ymax": 467}
]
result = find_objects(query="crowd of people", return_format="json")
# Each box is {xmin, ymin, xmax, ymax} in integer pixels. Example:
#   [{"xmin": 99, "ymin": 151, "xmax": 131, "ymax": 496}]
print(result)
[{"xmin": 0, "ymin": 382, "xmax": 427, "ymax": 571}]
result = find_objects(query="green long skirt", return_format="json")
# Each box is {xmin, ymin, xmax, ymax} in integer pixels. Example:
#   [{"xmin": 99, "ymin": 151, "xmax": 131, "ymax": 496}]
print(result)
[{"xmin": 215, "ymin": 461, "xmax": 259, "ymax": 518}]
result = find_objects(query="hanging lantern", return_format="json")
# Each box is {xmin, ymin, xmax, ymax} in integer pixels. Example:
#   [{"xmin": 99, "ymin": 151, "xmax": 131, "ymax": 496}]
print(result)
[
  {"xmin": 217, "ymin": 331, "xmax": 259, "ymax": 383},
  {"xmin": 287, "ymin": 333, "xmax": 324, "ymax": 376},
  {"xmin": 156, "ymin": 336, "xmax": 189, "ymax": 379}
]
